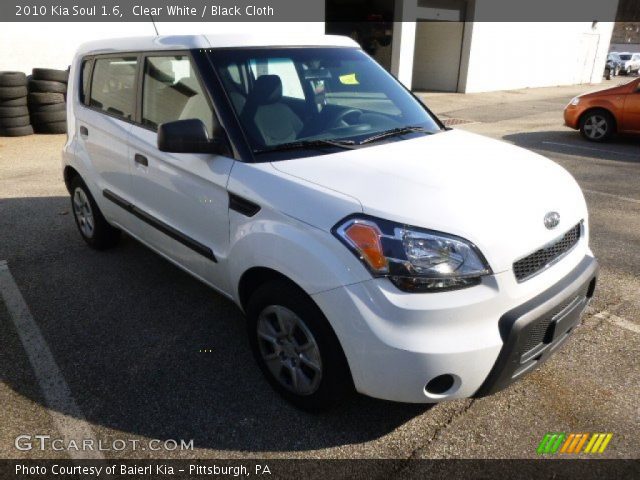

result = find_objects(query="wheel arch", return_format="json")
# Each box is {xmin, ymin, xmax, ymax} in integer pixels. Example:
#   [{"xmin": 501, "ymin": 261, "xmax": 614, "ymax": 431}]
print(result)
[
  {"xmin": 237, "ymin": 267, "xmax": 302, "ymax": 312},
  {"xmin": 63, "ymin": 165, "xmax": 80, "ymax": 193}
]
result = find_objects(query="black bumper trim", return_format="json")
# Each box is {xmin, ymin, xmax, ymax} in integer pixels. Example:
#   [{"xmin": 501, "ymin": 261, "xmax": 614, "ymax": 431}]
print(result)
[{"xmin": 474, "ymin": 255, "xmax": 598, "ymax": 397}]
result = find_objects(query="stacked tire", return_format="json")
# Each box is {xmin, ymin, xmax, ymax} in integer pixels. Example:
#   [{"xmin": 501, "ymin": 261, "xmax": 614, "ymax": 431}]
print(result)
[
  {"xmin": 0, "ymin": 71, "xmax": 33, "ymax": 137},
  {"xmin": 28, "ymin": 68, "xmax": 68, "ymax": 134}
]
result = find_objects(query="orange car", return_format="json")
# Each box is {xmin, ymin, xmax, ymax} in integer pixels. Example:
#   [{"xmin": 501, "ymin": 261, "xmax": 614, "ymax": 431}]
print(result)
[{"xmin": 564, "ymin": 77, "xmax": 640, "ymax": 142}]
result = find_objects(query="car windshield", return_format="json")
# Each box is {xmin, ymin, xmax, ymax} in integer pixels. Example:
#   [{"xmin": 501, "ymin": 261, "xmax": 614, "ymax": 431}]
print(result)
[
  {"xmin": 207, "ymin": 47, "xmax": 442, "ymax": 159},
  {"xmin": 619, "ymin": 54, "xmax": 632, "ymax": 60}
]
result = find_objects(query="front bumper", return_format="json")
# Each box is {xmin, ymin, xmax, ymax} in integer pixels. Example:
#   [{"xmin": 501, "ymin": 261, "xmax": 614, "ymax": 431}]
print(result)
[
  {"xmin": 312, "ymin": 252, "xmax": 597, "ymax": 403},
  {"xmin": 475, "ymin": 255, "xmax": 598, "ymax": 397}
]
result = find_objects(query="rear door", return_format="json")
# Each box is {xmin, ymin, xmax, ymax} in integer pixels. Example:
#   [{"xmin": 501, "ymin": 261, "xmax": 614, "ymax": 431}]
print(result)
[
  {"xmin": 75, "ymin": 55, "xmax": 138, "ymax": 222},
  {"xmin": 125, "ymin": 52, "xmax": 234, "ymax": 292}
]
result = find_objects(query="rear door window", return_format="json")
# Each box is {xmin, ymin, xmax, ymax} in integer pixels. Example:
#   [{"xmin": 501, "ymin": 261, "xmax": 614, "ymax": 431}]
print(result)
[{"xmin": 89, "ymin": 57, "xmax": 138, "ymax": 120}]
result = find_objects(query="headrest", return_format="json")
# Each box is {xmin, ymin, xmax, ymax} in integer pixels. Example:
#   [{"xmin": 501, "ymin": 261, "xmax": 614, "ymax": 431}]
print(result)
[{"xmin": 251, "ymin": 75, "xmax": 282, "ymax": 105}]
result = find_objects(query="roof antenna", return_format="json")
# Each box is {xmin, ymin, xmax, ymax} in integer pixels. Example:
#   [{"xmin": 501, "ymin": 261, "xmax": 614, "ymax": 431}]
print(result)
[{"xmin": 149, "ymin": 14, "xmax": 160, "ymax": 36}]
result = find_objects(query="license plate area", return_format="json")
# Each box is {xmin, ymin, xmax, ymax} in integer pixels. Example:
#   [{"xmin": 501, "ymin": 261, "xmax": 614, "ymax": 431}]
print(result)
[{"xmin": 549, "ymin": 296, "xmax": 586, "ymax": 341}]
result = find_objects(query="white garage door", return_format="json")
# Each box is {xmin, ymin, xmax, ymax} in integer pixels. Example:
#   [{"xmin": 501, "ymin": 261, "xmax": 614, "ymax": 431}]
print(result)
[{"xmin": 412, "ymin": 21, "xmax": 465, "ymax": 92}]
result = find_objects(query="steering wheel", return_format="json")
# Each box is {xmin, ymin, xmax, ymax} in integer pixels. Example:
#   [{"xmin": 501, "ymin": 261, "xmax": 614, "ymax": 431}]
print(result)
[{"xmin": 328, "ymin": 108, "xmax": 363, "ymax": 128}]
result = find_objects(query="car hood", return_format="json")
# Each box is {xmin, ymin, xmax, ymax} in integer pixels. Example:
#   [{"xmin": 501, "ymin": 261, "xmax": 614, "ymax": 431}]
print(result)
[
  {"xmin": 580, "ymin": 79, "xmax": 638, "ymax": 97},
  {"xmin": 271, "ymin": 129, "xmax": 588, "ymax": 273}
]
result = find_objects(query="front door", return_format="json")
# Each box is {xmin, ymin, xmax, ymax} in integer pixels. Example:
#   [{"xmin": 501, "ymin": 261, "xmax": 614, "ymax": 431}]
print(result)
[
  {"xmin": 126, "ymin": 53, "xmax": 235, "ymax": 293},
  {"xmin": 621, "ymin": 83, "xmax": 640, "ymax": 133}
]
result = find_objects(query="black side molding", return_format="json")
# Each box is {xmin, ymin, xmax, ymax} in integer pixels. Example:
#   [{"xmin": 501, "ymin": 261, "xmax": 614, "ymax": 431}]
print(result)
[
  {"xmin": 103, "ymin": 189, "xmax": 216, "ymax": 262},
  {"xmin": 228, "ymin": 192, "xmax": 260, "ymax": 217}
]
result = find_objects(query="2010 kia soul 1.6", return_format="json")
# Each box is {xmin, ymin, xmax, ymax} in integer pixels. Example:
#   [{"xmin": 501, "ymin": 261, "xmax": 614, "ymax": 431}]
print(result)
[{"xmin": 63, "ymin": 34, "xmax": 598, "ymax": 410}]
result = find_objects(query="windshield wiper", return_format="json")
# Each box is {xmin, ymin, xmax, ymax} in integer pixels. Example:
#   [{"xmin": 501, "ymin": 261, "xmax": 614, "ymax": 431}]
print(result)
[
  {"xmin": 358, "ymin": 126, "xmax": 430, "ymax": 145},
  {"xmin": 254, "ymin": 138, "xmax": 357, "ymax": 154}
]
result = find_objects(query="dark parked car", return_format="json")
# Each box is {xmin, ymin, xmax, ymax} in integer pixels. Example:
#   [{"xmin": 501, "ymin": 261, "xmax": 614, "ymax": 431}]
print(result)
[{"xmin": 605, "ymin": 53, "xmax": 624, "ymax": 78}]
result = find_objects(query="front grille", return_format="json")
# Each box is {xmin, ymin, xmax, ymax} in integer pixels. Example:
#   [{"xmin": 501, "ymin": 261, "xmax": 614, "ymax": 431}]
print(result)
[{"xmin": 513, "ymin": 223, "xmax": 581, "ymax": 282}]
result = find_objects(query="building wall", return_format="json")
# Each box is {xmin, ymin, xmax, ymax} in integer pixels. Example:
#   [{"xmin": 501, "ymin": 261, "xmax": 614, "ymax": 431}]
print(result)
[
  {"xmin": 460, "ymin": 22, "xmax": 615, "ymax": 93},
  {"xmin": 0, "ymin": 22, "xmax": 325, "ymax": 74},
  {"xmin": 610, "ymin": 43, "xmax": 640, "ymax": 53}
]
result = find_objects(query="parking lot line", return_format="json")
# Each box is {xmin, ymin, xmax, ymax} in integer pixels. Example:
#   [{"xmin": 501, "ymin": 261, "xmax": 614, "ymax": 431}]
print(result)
[
  {"xmin": 594, "ymin": 310, "xmax": 640, "ymax": 335},
  {"xmin": 0, "ymin": 260, "xmax": 104, "ymax": 460},
  {"xmin": 582, "ymin": 189, "xmax": 640, "ymax": 205},
  {"xmin": 541, "ymin": 141, "xmax": 639, "ymax": 158}
]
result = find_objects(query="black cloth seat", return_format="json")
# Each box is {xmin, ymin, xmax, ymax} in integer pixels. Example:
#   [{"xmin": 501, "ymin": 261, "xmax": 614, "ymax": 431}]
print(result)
[{"xmin": 241, "ymin": 75, "xmax": 303, "ymax": 146}]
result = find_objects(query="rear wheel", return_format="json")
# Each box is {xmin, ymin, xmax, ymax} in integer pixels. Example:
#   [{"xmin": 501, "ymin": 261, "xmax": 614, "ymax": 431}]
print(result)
[
  {"xmin": 69, "ymin": 176, "xmax": 120, "ymax": 249},
  {"xmin": 579, "ymin": 110, "xmax": 614, "ymax": 142},
  {"xmin": 246, "ymin": 280, "xmax": 353, "ymax": 411}
]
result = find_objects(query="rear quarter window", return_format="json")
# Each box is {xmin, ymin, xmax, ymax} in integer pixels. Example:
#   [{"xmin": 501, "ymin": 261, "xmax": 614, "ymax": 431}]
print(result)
[{"xmin": 79, "ymin": 59, "xmax": 92, "ymax": 104}]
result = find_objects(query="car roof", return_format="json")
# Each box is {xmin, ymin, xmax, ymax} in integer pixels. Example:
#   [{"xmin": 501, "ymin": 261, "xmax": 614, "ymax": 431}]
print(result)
[{"xmin": 76, "ymin": 34, "xmax": 360, "ymax": 56}]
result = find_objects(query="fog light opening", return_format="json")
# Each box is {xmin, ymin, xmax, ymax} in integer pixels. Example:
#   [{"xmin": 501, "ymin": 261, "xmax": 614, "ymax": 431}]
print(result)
[{"xmin": 425, "ymin": 374, "xmax": 455, "ymax": 395}]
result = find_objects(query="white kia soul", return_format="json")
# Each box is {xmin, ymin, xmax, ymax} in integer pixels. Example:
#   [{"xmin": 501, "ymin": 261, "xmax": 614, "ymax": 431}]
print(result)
[{"xmin": 63, "ymin": 34, "xmax": 598, "ymax": 410}]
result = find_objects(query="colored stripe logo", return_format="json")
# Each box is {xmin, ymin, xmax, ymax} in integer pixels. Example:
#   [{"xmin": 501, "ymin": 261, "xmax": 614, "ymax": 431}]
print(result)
[{"xmin": 537, "ymin": 433, "xmax": 612, "ymax": 455}]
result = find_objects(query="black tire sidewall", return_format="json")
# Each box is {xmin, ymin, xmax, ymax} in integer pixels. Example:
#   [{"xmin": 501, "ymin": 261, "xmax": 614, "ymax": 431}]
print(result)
[
  {"xmin": 32, "ymin": 68, "xmax": 69, "ymax": 83},
  {"xmin": 0, "ymin": 71, "xmax": 27, "ymax": 87},
  {"xmin": 246, "ymin": 280, "xmax": 353, "ymax": 411},
  {"xmin": 0, "ymin": 115, "xmax": 30, "ymax": 128},
  {"xmin": 27, "ymin": 79, "xmax": 67, "ymax": 94},
  {"xmin": 0, "ymin": 125, "xmax": 33, "ymax": 137},
  {"xmin": 33, "ymin": 121, "xmax": 67, "ymax": 134},
  {"xmin": 0, "ymin": 86, "xmax": 28, "ymax": 100}
]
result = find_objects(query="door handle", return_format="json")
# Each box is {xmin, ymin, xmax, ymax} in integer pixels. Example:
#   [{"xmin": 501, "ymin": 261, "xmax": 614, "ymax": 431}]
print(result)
[
  {"xmin": 80, "ymin": 126, "xmax": 88, "ymax": 137},
  {"xmin": 134, "ymin": 154, "xmax": 148, "ymax": 167}
]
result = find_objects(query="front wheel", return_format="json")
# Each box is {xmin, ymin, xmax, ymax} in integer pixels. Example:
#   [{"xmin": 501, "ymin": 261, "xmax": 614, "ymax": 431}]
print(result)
[
  {"xmin": 246, "ymin": 280, "xmax": 353, "ymax": 411},
  {"xmin": 579, "ymin": 110, "xmax": 614, "ymax": 142},
  {"xmin": 69, "ymin": 176, "xmax": 121, "ymax": 249}
]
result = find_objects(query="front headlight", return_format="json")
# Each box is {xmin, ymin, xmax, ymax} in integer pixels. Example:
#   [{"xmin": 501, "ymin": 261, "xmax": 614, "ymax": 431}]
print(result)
[
  {"xmin": 569, "ymin": 97, "xmax": 581, "ymax": 106},
  {"xmin": 333, "ymin": 216, "xmax": 491, "ymax": 292}
]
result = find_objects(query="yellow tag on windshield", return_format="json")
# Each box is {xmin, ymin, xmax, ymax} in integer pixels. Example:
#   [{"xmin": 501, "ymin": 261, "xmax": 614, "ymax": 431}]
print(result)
[{"xmin": 339, "ymin": 73, "xmax": 359, "ymax": 85}]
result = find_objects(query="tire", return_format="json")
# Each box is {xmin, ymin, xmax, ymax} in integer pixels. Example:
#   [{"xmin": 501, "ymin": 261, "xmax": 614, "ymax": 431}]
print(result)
[
  {"xmin": 579, "ymin": 110, "xmax": 615, "ymax": 142},
  {"xmin": 0, "ymin": 115, "xmax": 30, "ymax": 128},
  {"xmin": 69, "ymin": 175, "xmax": 120, "ymax": 250},
  {"xmin": 29, "ymin": 102, "xmax": 66, "ymax": 113},
  {"xmin": 28, "ymin": 92, "xmax": 65, "ymax": 105},
  {"xmin": 0, "ymin": 125, "xmax": 33, "ymax": 137},
  {"xmin": 30, "ymin": 110, "xmax": 66, "ymax": 124},
  {"xmin": 33, "ymin": 121, "xmax": 67, "ymax": 134},
  {"xmin": 0, "ymin": 71, "xmax": 27, "ymax": 87},
  {"xmin": 0, "ymin": 96, "xmax": 27, "ymax": 107},
  {"xmin": 32, "ymin": 68, "xmax": 68, "ymax": 83},
  {"xmin": 0, "ymin": 105, "xmax": 29, "ymax": 117},
  {"xmin": 27, "ymin": 79, "xmax": 67, "ymax": 94},
  {"xmin": 246, "ymin": 279, "xmax": 353, "ymax": 411},
  {"xmin": 0, "ymin": 86, "xmax": 28, "ymax": 100}
]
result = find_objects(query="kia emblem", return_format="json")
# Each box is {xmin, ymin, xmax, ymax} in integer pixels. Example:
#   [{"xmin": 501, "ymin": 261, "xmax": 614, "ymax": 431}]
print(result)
[{"xmin": 544, "ymin": 212, "xmax": 560, "ymax": 230}]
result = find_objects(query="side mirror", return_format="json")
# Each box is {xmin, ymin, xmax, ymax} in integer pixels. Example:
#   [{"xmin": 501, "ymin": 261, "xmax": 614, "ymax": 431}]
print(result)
[{"xmin": 157, "ymin": 119, "xmax": 229, "ymax": 155}]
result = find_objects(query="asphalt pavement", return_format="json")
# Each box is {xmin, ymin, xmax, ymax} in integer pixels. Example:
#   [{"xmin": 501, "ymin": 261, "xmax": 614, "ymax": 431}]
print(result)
[{"xmin": 0, "ymin": 78, "xmax": 638, "ymax": 460}]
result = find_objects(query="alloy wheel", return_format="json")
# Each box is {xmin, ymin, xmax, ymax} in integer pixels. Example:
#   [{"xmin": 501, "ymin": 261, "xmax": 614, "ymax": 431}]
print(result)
[
  {"xmin": 257, "ymin": 305, "xmax": 322, "ymax": 395},
  {"xmin": 73, "ymin": 187, "xmax": 95, "ymax": 238},
  {"xmin": 583, "ymin": 115, "xmax": 608, "ymax": 140}
]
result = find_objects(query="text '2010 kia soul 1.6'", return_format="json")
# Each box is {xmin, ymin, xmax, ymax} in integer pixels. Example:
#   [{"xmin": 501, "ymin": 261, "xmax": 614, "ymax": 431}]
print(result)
[{"xmin": 62, "ymin": 34, "xmax": 598, "ymax": 411}]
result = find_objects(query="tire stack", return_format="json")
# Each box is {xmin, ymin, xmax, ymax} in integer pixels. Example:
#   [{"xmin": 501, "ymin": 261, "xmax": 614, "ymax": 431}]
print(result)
[
  {"xmin": 0, "ymin": 72, "xmax": 33, "ymax": 137},
  {"xmin": 28, "ymin": 68, "xmax": 68, "ymax": 134}
]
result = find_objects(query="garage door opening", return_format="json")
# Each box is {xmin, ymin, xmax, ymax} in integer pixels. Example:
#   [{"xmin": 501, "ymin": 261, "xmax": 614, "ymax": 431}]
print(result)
[{"xmin": 411, "ymin": 1, "xmax": 467, "ymax": 92}]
